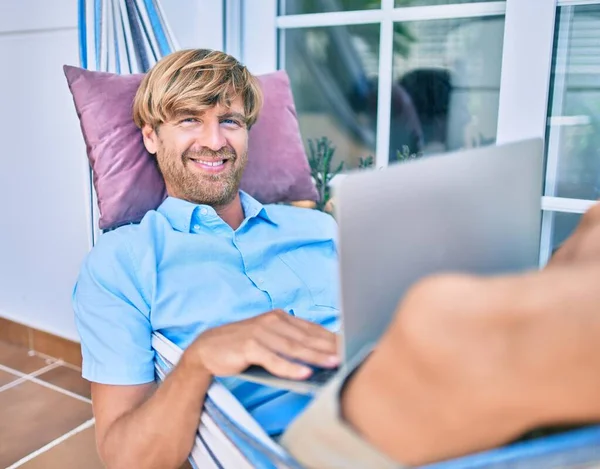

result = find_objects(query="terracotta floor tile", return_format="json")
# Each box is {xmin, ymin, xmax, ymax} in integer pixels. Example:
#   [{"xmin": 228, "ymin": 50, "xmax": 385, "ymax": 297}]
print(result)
[
  {"xmin": 31, "ymin": 329, "xmax": 82, "ymax": 368},
  {"xmin": 0, "ymin": 369, "xmax": 19, "ymax": 387},
  {"xmin": 37, "ymin": 366, "xmax": 91, "ymax": 399},
  {"xmin": 0, "ymin": 341, "xmax": 52, "ymax": 374},
  {"xmin": 0, "ymin": 381, "xmax": 93, "ymax": 468},
  {"xmin": 18, "ymin": 426, "xmax": 103, "ymax": 469},
  {"xmin": 0, "ymin": 318, "xmax": 30, "ymax": 348},
  {"xmin": 18, "ymin": 424, "xmax": 194, "ymax": 469}
]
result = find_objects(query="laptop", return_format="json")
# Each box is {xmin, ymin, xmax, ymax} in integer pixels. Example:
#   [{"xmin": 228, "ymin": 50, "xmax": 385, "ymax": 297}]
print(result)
[{"xmin": 237, "ymin": 138, "xmax": 544, "ymax": 395}]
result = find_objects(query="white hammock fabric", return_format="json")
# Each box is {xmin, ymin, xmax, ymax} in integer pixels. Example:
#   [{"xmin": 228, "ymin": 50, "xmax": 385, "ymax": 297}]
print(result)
[{"xmin": 152, "ymin": 333, "xmax": 305, "ymax": 469}]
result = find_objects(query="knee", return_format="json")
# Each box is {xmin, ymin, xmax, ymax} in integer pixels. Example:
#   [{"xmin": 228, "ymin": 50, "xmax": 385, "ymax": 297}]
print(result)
[
  {"xmin": 377, "ymin": 274, "xmax": 485, "ymax": 364},
  {"xmin": 582, "ymin": 201, "xmax": 600, "ymax": 227},
  {"xmin": 549, "ymin": 202, "xmax": 600, "ymax": 266},
  {"xmin": 388, "ymin": 273, "xmax": 483, "ymax": 331}
]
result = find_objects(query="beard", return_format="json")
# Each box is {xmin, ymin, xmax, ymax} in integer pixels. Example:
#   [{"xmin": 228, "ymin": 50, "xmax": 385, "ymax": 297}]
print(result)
[{"xmin": 156, "ymin": 144, "xmax": 247, "ymax": 207}]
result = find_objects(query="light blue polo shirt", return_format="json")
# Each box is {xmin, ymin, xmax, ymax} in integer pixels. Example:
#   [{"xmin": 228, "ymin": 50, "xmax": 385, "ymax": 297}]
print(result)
[{"xmin": 72, "ymin": 191, "xmax": 340, "ymax": 435}]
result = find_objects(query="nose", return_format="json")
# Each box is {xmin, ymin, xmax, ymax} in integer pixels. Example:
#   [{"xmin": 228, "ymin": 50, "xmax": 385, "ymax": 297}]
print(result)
[{"xmin": 200, "ymin": 120, "xmax": 227, "ymax": 152}]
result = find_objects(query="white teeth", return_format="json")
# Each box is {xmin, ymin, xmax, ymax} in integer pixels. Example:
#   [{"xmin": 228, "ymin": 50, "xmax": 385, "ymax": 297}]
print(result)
[{"xmin": 196, "ymin": 160, "xmax": 224, "ymax": 167}]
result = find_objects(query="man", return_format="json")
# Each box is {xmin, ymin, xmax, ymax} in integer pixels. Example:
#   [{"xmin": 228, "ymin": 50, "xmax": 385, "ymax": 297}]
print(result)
[
  {"xmin": 74, "ymin": 48, "xmax": 600, "ymax": 469},
  {"xmin": 73, "ymin": 48, "xmax": 344, "ymax": 468}
]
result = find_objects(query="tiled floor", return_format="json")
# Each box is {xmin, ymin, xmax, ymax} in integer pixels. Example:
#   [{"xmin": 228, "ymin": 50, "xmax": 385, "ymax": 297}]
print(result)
[
  {"xmin": 0, "ymin": 340, "xmax": 194, "ymax": 469},
  {"xmin": 0, "ymin": 340, "xmax": 103, "ymax": 469}
]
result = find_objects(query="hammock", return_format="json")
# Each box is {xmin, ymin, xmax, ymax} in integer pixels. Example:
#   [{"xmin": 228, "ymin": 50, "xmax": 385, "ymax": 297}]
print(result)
[
  {"xmin": 78, "ymin": 0, "xmax": 178, "ymax": 74},
  {"xmin": 152, "ymin": 332, "xmax": 305, "ymax": 469}
]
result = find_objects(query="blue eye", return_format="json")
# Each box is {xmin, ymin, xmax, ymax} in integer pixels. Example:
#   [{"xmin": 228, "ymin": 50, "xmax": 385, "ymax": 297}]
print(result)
[{"xmin": 181, "ymin": 117, "xmax": 198, "ymax": 124}]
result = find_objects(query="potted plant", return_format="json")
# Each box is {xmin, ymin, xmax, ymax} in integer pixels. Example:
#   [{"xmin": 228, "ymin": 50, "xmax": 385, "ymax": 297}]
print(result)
[
  {"xmin": 301, "ymin": 138, "xmax": 422, "ymax": 214},
  {"xmin": 306, "ymin": 137, "xmax": 345, "ymax": 213}
]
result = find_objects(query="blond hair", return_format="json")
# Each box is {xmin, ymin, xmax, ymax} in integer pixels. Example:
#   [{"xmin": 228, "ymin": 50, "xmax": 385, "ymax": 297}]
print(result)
[{"xmin": 133, "ymin": 49, "xmax": 263, "ymax": 129}]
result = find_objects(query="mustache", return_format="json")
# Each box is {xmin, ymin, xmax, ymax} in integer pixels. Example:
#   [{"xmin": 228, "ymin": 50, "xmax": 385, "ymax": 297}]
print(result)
[{"xmin": 182, "ymin": 147, "xmax": 236, "ymax": 161}]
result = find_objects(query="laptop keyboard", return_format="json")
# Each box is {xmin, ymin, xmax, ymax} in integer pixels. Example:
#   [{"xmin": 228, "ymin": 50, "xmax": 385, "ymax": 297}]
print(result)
[
  {"xmin": 239, "ymin": 364, "xmax": 340, "ymax": 390},
  {"xmin": 306, "ymin": 366, "xmax": 339, "ymax": 385}
]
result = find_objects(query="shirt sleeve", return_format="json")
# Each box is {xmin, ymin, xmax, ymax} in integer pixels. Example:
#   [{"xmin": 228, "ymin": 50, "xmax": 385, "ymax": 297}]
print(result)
[{"xmin": 72, "ymin": 230, "xmax": 155, "ymax": 385}]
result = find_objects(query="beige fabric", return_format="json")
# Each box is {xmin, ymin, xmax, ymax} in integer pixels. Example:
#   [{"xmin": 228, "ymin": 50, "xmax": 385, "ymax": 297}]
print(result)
[{"xmin": 281, "ymin": 347, "xmax": 404, "ymax": 469}]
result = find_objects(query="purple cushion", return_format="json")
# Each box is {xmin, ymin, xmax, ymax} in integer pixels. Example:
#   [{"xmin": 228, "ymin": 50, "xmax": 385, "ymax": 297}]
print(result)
[{"xmin": 63, "ymin": 65, "xmax": 318, "ymax": 230}]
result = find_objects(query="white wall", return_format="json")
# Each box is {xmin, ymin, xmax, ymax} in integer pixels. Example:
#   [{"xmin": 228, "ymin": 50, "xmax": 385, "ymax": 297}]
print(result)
[
  {"xmin": 0, "ymin": 1, "xmax": 225, "ymax": 342},
  {"xmin": 0, "ymin": 0, "xmax": 92, "ymax": 342}
]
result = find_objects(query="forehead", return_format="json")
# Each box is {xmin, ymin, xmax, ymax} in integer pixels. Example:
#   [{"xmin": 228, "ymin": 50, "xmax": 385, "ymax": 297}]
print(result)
[
  {"xmin": 183, "ymin": 96, "xmax": 245, "ymax": 116},
  {"xmin": 213, "ymin": 97, "xmax": 244, "ymax": 114}
]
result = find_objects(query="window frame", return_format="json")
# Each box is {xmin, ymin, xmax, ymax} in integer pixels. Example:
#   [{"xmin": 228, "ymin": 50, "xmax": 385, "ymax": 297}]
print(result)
[{"xmin": 236, "ymin": 0, "xmax": 599, "ymax": 265}]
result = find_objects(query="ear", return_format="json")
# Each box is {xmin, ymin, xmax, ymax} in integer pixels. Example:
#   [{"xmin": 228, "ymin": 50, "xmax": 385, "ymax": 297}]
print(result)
[{"xmin": 141, "ymin": 124, "xmax": 159, "ymax": 154}]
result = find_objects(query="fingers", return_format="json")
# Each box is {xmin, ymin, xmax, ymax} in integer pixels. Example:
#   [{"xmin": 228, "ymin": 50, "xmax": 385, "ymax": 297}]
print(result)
[
  {"xmin": 279, "ymin": 313, "xmax": 339, "ymax": 355},
  {"xmin": 256, "ymin": 310, "xmax": 340, "ymax": 368},
  {"xmin": 246, "ymin": 339, "xmax": 314, "ymax": 380},
  {"xmin": 259, "ymin": 328, "xmax": 339, "ymax": 369}
]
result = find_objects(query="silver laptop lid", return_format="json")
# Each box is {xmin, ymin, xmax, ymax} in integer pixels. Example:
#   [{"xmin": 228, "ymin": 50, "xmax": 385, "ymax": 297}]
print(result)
[{"xmin": 334, "ymin": 138, "xmax": 544, "ymax": 362}]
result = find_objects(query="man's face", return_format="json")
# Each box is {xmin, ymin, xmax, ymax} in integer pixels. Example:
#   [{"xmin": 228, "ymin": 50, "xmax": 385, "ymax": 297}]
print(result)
[{"xmin": 142, "ymin": 97, "xmax": 248, "ymax": 207}]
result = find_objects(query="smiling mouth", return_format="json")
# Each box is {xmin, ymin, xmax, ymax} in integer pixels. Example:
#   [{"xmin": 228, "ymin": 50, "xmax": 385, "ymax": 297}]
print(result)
[
  {"xmin": 190, "ymin": 159, "xmax": 225, "ymax": 166},
  {"xmin": 187, "ymin": 158, "xmax": 233, "ymax": 173}
]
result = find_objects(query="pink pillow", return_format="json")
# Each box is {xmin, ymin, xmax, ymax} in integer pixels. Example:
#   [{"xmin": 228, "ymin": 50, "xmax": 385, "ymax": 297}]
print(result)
[{"xmin": 63, "ymin": 65, "xmax": 318, "ymax": 230}]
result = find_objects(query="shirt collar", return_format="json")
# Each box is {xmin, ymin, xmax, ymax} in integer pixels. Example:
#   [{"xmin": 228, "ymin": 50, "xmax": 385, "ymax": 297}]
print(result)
[
  {"xmin": 239, "ymin": 191, "xmax": 277, "ymax": 226},
  {"xmin": 157, "ymin": 191, "xmax": 277, "ymax": 233}
]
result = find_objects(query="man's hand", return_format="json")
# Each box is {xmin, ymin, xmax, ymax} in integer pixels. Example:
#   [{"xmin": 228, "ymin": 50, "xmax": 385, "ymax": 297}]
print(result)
[{"xmin": 186, "ymin": 309, "xmax": 340, "ymax": 380}]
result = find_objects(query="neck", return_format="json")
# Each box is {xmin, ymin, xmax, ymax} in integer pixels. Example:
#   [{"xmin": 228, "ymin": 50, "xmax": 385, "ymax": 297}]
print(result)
[{"xmin": 214, "ymin": 192, "xmax": 245, "ymax": 230}]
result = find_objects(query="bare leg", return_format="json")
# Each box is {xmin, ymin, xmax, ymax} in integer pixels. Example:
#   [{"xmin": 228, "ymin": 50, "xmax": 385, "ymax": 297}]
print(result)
[
  {"xmin": 547, "ymin": 201, "xmax": 600, "ymax": 267},
  {"xmin": 341, "ymin": 263, "xmax": 600, "ymax": 466}
]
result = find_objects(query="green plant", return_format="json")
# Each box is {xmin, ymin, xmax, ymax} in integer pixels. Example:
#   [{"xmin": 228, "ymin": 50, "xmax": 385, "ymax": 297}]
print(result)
[
  {"xmin": 356, "ymin": 146, "xmax": 423, "ymax": 171},
  {"xmin": 307, "ymin": 139, "xmax": 423, "ymax": 213},
  {"xmin": 396, "ymin": 145, "xmax": 423, "ymax": 162},
  {"xmin": 307, "ymin": 137, "xmax": 345, "ymax": 212},
  {"xmin": 358, "ymin": 155, "xmax": 375, "ymax": 169}
]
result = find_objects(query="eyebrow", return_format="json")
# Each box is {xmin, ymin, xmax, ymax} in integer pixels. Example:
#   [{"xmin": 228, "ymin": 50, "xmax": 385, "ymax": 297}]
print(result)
[
  {"xmin": 171, "ymin": 109, "xmax": 247, "ymax": 124},
  {"xmin": 173, "ymin": 108, "xmax": 202, "ymax": 119},
  {"xmin": 219, "ymin": 111, "xmax": 247, "ymax": 123}
]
